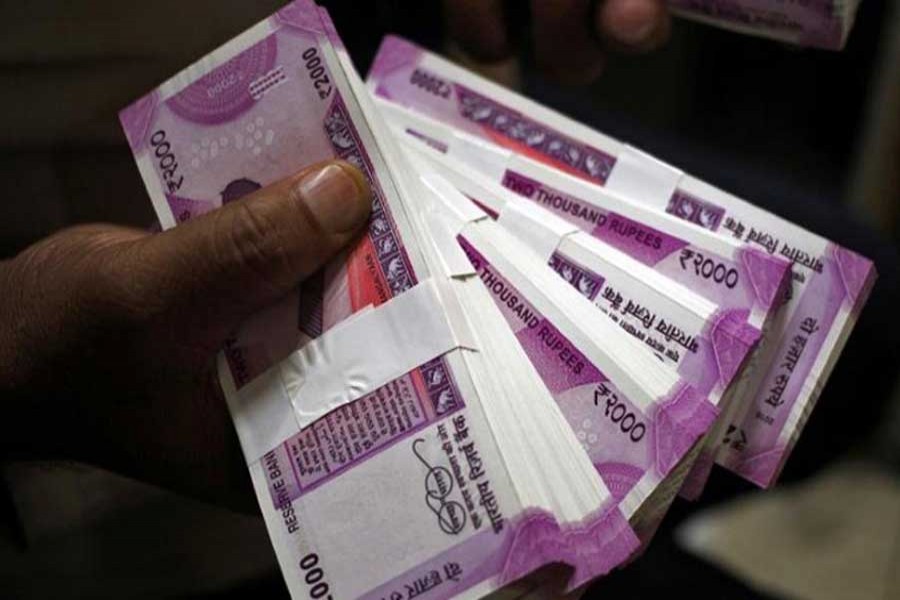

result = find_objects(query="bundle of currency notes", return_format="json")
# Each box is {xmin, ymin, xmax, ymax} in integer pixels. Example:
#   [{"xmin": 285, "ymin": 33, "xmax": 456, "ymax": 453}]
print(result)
[
  {"xmin": 669, "ymin": 0, "xmax": 862, "ymax": 49},
  {"xmin": 120, "ymin": 3, "xmax": 876, "ymax": 598}
]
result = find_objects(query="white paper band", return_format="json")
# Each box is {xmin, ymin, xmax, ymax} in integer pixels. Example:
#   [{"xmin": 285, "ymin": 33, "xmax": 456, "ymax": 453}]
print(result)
[
  {"xmin": 230, "ymin": 277, "xmax": 475, "ymax": 462},
  {"xmin": 426, "ymin": 211, "xmax": 478, "ymax": 278},
  {"xmin": 225, "ymin": 355, "xmax": 308, "ymax": 466},
  {"xmin": 284, "ymin": 277, "xmax": 472, "ymax": 428},
  {"xmin": 497, "ymin": 200, "xmax": 580, "ymax": 263},
  {"xmin": 421, "ymin": 170, "xmax": 487, "ymax": 224},
  {"xmin": 605, "ymin": 144, "xmax": 683, "ymax": 205}
]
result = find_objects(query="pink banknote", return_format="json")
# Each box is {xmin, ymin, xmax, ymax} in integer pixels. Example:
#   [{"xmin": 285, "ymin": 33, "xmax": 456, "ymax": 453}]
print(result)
[
  {"xmin": 367, "ymin": 36, "xmax": 876, "ymax": 487},
  {"xmin": 120, "ymin": 10, "xmax": 424, "ymax": 389},
  {"xmin": 467, "ymin": 237, "xmax": 714, "ymax": 529},
  {"xmin": 435, "ymin": 205, "xmax": 717, "ymax": 539},
  {"xmin": 377, "ymin": 96, "xmax": 791, "ymax": 496},
  {"xmin": 404, "ymin": 146, "xmax": 764, "ymax": 501},
  {"xmin": 669, "ymin": 0, "xmax": 860, "ymax": 50},
  {"xmin": 122, "ymin": 5, "xmax": 641, "ymax": 599}
]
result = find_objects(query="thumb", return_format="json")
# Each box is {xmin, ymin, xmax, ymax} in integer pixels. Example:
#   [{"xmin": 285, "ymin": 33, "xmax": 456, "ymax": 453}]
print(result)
[{"xmin": 135, "ymin": 159, "xmax": 371, "ymax": 328}]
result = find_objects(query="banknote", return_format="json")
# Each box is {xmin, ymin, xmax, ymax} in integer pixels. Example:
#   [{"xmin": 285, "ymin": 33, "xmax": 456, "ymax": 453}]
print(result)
[
  {"xmin": 672, "ymin": 184, "xmax": 877, "ymax": 486},
  {"xmin": 379, "ymin": 101, "xmax": 787, "ymax": 498},
  {"xmin": 669, "ymin": 0, "xmax": 861, "ymax": 50},
  {"xmin": 120, "ymin": 9, "xmax": 430, "ymax": 391},
  {"xmin": 373, "ymin": 98, "xmax": 788, "ymax": 336},
  {"xmin": 420, "ymin": 171, "xmax": 717, "ymax": 538},
  {"xmin": 400, "ymin": 143, "xmax": 762, "ymax": 501},
  {"xmin": 316, "ymin": 9, "xmax": 642, "ymax": 590},
  {"xmin": 407, "ymin": 142, "xmax": 761, "ymax": 412},
  {"xmin": 411, "ymin": 153, "xmax": 733, "ymax": 518},
  {"xmin": 366, "ymin": 36, "xmax": 876, "ymax": 488}
]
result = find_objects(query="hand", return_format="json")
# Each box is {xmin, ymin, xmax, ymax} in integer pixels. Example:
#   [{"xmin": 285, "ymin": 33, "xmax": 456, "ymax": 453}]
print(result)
[
  {"xmin": 0, "ymin": 160, "xmax": 371, "ymax": 512},
  {"xmin": 444, "ymin": 0, "xmax": 671, "ymax": 83}
]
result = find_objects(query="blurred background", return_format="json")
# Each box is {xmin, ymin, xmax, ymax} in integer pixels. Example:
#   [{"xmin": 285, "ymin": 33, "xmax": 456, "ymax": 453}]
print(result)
[{"xmin": 1, "ymin": 1, "xmax": 898, "ymax": 598}]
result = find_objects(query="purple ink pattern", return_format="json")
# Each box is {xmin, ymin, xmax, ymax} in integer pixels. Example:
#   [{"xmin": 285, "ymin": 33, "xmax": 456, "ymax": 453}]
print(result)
[
  {"xmin": 831, "ymin": 243, "xmax": 877, "ymax": 317},
  {"xmin": 165, "ymin": 194, "xmax": 217, "ymax": 223},
  {"xmin": 454, "ymin": 85, "xmax": 617, "ymax": 184},
  {"xmin": 548, "ymin": 252, "xmax": 605, "ymax": 302},
  {"xmin": 276, "ymin": 0, "xmax": 328, "ymax": 32},
  {"xmin": 369, "ymin": 35, "xmax": 424, "ymax": 88},
  {"xmin": 739, "ymin": 245, "xmax": 791, "ymax": 311},
  {"xmin": 501, "ymin": 506, "xmax": 639, "ymax": 590},
  {"xmin": 405, "ymin": 128, "xmax": 449, "ymax": 154},
  {"xmin": 421, "ymin": 357, "xmax": 462, "ymax": 416},
  {"xmin": 666, "ymin": 190, "xmax": 725, "ymax": 232},
  {"xmin": 324, "ymin": 95, "xmax": 417, "ymax": 296},
  {"xmin": 669, "ymin": 0, "xmax": 845, "ymax": 49},
  {"xmin": 561, "ymin": 506, "xmax": 639, "ymax": 588},
  {"xmin": 499, "ymin": 510, "xmax": 561, "ymax": 586},
  {"xmin": 594, "ymin": 463, "xmax": 645, "ymax": 503},
  {"xmin": 732, "ymin": 445, "xmax": 787, "ymax": 488},
  {"xmin": 166, "ymin": 36, "xmax": 278, "ymax": 125}
]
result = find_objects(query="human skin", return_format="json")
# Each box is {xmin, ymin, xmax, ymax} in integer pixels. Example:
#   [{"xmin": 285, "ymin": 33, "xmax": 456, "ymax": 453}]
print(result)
[
  {"xmin": 0, "ymin": 1, "xmax": 670, "ymax": 511},
  {"xmin": 444, "ymin": 0, "xmax": 671, "ymax": 83},
  {"xmin": 0, "ymin": 160, "xmax": 371, "ymax": 512}
]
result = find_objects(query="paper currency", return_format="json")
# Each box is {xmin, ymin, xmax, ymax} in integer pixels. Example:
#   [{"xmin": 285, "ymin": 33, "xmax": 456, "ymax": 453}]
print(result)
[
  {"xmin": 120, "ymin": 18, "xmax": 432, "ymax": 390},
  {"xmin": 320, "ymin": 13, "xmax": 641, "ymax": 589},
  {"xmin": 373, "ymin": 99, "xmax": 788, "ymax": 335},
  {"xmin": 403, "ymin": 142, "xmax": 759, "ymax": 504},
  {"xmin": 407, "ymin": 142, "xmax": 760, "ymax": 413},
  {"xmin": 374, "ymin": 98, "xmax": 788, "ymax": 497},
  {"xmin": 418, "ymin": 165, "xmax": 717, "ymax": 540},
  {"xmin": 118, "ymin": 3, "xmax": 877, "ymax": 597},
  {"xmin": 122, "ymin": 3, "xmax": 644, "ymax": 599},
  {"xmin": 367, "ymin": 36, "xmax": 876, "ymax": 488},
  {"xmin": 398, "ymin": 139, "xmax": 765, "ymax": 501},
  {"xmin": 669, "ymin": 0, "xmax": 862, "ymax": 50}
]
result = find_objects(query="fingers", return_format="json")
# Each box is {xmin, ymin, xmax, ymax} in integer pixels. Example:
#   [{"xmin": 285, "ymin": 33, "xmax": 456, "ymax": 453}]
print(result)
[
  {"xmin": 1, "ymin": 161, "xmax": 370, "ymax": 509},
  {"xmin": 531, "ymin": 0, "xmax": 670, "ymax": 83},
  {"xmin": 532, "ymin": 0, "xmax": 607, "ymax": 84},
  {"xmin": 595, "ymin": 0, "xmax": 670, "ymax": 53},
  {"xmin": 443, "ymin": 0, "xmax": 670, "ymax": 84},
  {"xmin": 133, "ymin": 160, "xmax": 371, "ymax": 326},
  {"xmin": 443, "ymin": 0, "xmax": 512, "ymax": 62},
  {"xmin": 1, "ymin": 159, "xmax": 372, "ymax": 395},
  {"xmin": 112, "ymin": 161, "xmax": 361, "ymax": 509}
]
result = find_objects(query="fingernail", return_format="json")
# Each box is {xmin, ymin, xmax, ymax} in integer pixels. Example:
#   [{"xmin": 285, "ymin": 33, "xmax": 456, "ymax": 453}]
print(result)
[
  {"xmin": 599, "ymin": 0, "xmax": 664, "ymax": 47},
  {"xmin": 295, "ymin": 162, "xmax": 371, "ymax": 234},
  {"xmin": 619, "ymin": 21, "xmax": 655, "ymax": 45}
]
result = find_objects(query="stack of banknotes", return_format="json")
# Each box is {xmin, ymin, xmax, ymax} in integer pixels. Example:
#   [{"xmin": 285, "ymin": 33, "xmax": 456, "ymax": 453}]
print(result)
[
  {"xmin": 120, "ymin": 2, "xmax": 876, "ymax": 598},
  {"xmin": 670, "ymin": 0, "xmax": 862, "ymax": 49}
]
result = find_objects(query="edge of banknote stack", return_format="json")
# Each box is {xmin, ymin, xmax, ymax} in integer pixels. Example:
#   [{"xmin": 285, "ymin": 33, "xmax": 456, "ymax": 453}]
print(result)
[{"xmin": 669, "ymin": 0, "xmax": 863, "ymax": 50}]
